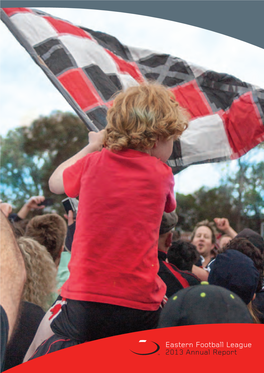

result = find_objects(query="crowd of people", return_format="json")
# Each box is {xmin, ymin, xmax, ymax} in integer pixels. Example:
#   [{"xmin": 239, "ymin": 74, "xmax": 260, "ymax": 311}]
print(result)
[{"xmin": 1, "ymin": 82, "xmax": 264, "ymax": 371}]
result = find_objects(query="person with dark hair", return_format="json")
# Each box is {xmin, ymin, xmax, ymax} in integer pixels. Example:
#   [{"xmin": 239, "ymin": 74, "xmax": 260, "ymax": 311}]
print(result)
[
  {"xmin": 167, "ymin": 240, "xmax": 200, "ymax": 272},
  {"xmin": 25, "ymin": 213, "xmax": 67, "ymax": 267},
  {"xmin": 236, "ymin": 228, "xmax": 264, "ymax": 255}
]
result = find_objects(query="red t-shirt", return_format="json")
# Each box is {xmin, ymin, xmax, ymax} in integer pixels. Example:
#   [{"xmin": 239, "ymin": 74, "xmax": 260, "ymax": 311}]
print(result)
[{"xmin": 61, "ymin": 148, "xmax": 176, "ymax": 311}]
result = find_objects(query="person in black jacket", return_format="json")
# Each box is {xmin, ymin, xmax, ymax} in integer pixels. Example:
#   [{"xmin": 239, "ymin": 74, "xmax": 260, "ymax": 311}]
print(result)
[
  {"xmin": 2, "ymin": 302, "xmax": 45, "ymax": 371},
  {"xmin": 158, "ymin": 212, "xmax": 200, "ymax": 299}
]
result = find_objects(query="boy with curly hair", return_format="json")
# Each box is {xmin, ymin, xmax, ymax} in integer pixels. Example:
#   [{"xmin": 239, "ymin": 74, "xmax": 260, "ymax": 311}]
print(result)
[{"xmin": 34, "ymin": 83, "xmax": 189, "ymax": 350}]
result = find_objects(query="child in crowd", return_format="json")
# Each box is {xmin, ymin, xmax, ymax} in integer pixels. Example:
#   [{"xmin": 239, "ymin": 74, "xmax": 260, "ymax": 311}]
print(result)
[{"xmin": 42, "ymin": 83, "xmax": 189, "ymax": 345}]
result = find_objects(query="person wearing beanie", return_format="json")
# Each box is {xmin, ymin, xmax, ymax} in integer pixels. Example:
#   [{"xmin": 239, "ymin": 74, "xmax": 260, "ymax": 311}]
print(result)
[
  {"xmin": 222, "ymin": 237, "xmax": 263, "ymax": 292},
  {"xmin": 158, "ymin": 212, "xmax": 200, "ymax": 299},
  {"xmin": 208, "ymin": 250, "xmax": 259, "ymax": 305}
]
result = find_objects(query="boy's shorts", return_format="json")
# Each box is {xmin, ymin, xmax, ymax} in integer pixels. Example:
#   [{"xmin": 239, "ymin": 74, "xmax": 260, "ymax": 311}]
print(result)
[
  {"xmin": 49, "ymin": 296, "xmax": 161, "ymax": 343},
  {"xmin": 29, "ymin": 334, "xmax": 79, "ymax": 360}
]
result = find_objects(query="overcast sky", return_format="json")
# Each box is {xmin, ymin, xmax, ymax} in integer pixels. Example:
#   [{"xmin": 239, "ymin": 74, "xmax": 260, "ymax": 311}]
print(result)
[{"xmin": 1, "ymin": 7, "xmax": 263, "ymax": 194}]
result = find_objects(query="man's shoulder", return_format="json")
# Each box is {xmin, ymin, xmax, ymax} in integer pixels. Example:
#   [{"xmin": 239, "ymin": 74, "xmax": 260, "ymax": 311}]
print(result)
[
  {"xmin": 175, "ymin": 268, "xmax": 201, "ymax": 286},
  {"xmin": 158, "ymin": 254, "xmax": 201, "ymax": 287}
]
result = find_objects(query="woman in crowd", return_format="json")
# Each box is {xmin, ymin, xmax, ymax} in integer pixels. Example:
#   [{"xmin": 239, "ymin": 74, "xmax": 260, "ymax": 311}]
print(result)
[{"xmin": 18, "ymin": 237, "xmax": 57, "ymax": 311}]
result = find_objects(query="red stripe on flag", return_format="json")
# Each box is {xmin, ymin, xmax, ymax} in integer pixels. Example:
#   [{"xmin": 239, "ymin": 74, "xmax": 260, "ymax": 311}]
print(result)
[
  {"xmin": 171, "ymin": 80, "xmax": 213, "ymax": 119},
  {"xmin": 44, "ymin": 16, "xmax": 92, "ymax": 39},
  {"xmin": 58, "ymin": 69, "xmax": 104, "ymax": 111},
  {"xmin": 104, "ymin": 100, "xmax": 114, "ymax": 108},
  {"xmin": 3, "ymin": 8, "xmax": 33, "ymax": 17},
  {"xmin": 105, "ymin": 50, "xmax": 144, "ymax": 83},
  {"xmin": 223, "ymin": 91, "xmax": 264, "ymax": 158}
]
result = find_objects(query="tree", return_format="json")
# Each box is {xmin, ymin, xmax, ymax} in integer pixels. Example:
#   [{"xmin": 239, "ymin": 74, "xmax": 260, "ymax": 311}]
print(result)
[
  {"xmin": 0, "ymin": 111, "xmax": 89, "ymax": 215},
  {"xmin": 222, "ymin": 157, "xmax": 264, "ymax": 232},
  {"xmin": 175, "ymin": 145, "xmax": 264, "ymax": 234},
  {"xmin": 0, "ymin": 127, "xmax": 42, "ymax": 205},
  {"xmin": 175, "ymin": 193, "xmax": 197, "ymax": 231},
  {"xmin": 176, "ymin": 185, "xmax": 237, "ymax": 232}
]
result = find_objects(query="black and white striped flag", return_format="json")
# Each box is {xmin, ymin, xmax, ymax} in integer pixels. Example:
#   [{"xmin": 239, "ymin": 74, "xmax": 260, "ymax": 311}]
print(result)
[{"xmin": 2, "ymin": 7, "xmax": 264, "ymax": 173}]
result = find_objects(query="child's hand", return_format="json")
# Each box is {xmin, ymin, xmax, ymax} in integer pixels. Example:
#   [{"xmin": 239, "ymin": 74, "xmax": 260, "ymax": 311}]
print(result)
[{"xmin": 88, "ymin": 130, "xmax": 106, "ymax": 152}]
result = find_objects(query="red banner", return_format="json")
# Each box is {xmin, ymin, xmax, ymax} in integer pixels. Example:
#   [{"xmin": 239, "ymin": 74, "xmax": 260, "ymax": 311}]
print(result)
[{"xmin": 8, "ymin": 324, "xmax": 263, "ymax": 373}]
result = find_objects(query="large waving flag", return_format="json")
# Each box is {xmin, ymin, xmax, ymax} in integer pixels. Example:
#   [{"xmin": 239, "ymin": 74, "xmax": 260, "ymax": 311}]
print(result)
[{"xmin": 1, "ymin": 7, "xmax": 264, "ymax": 174}]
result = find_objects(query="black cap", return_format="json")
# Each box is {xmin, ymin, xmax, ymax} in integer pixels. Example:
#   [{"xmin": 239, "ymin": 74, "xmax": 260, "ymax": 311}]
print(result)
[{"xmin": 158, "ymin": 283, "xmax": 253, "ymax": 327}]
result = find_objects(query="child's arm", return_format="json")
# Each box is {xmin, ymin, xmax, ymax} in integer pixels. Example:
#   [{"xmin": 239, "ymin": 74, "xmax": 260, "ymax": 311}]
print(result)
[{"xmin": 49, "ymin": 130, "xmax": 105, "ymax": 195}]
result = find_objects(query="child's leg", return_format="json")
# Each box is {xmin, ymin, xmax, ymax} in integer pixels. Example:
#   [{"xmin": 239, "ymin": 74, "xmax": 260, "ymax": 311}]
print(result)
[
  {"xmin": 50, "ymin": 297, "xmax": 162, "ymax": 342},
  {"xmin": 28, "ymin": 334, "xmax": 80, "ymax": 361},
  {"xmin": 24, "ymin": 296, "xmax": 69, "ymax": 362},
  {"xmin": 25, "ymin": 299, "xmax": 161, "ymax": 360}
]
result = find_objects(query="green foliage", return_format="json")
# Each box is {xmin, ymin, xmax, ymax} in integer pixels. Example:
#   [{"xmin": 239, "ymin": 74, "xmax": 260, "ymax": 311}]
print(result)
[
  {"xmin": 0, "ymin": 127, "xmax": 42, "ymax": 204},
  {"xmin": 0, "ymin": 111, "xmax": 88, "ymax": 215},
  {"xmin": 176, "ymin": 147, "xmax": 264, "ymax": 234},
  {"xmin": 194, "ymin": 185, "xmax": 237, "ymax": 224},
  {"xmin": 175, "ymin": 193, "xmax": 197, "ymax": 231},
  {"xmin": 223, "ymin": 157, "xmax": 264, "ymax": 232},
  {"xmin": 177, "ymin": 185, "xmax": 238, "ymax": 232}
]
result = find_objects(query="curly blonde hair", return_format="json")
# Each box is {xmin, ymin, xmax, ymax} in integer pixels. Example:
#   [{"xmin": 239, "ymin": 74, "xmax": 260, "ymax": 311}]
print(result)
[
  {"xmin": 104, "ymin": 82, "xmax": 189, "ymax": 151},
  {"xmin": 17, "ymin": 237, "xmax": 57, "ymax": 311}
]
